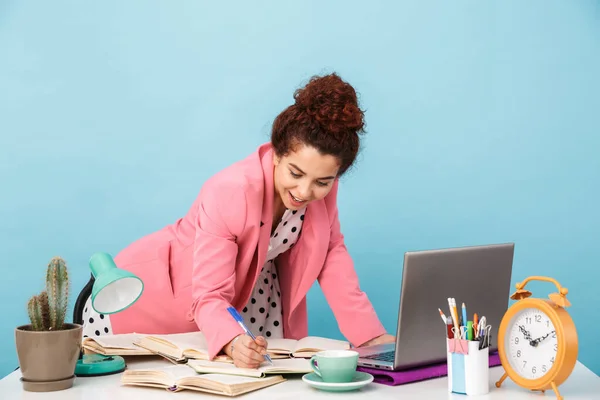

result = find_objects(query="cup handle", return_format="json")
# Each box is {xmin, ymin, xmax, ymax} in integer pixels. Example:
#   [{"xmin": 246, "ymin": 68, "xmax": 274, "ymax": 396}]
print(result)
[{"xmin": 309, "ymin": 356, "xmax": 321, "ymax": 378}]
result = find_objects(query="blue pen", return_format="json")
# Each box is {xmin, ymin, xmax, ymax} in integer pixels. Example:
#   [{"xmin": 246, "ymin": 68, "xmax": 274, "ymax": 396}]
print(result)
[
  {"xmin": 461, "ymin": 302, "xmax": 467, "ymax": 327},
  {"xmin": 227, "ymin": 306, "xmax": 273, "ymax": 365}
]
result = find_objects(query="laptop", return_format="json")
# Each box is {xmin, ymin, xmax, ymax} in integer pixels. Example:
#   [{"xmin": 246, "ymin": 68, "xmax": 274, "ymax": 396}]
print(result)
[{"xmin": 356, "ymin": 243, "xmax": 514, "ymax": 371}]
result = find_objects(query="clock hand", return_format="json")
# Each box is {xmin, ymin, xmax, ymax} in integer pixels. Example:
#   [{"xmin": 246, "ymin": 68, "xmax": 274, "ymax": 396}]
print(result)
[
  {"xmin": 519, "ymin": 325, "xmax": 532, "ymax": 341},
  {"xmin": 531, "ymin": 331, "xmax": 555, "ymax": 347}
]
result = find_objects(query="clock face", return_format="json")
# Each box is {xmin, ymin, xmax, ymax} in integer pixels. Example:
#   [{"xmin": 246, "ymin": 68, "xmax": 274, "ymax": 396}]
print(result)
[{"xmin": 505, "ymin": 307, "xmax": 558, "ymax": 380}]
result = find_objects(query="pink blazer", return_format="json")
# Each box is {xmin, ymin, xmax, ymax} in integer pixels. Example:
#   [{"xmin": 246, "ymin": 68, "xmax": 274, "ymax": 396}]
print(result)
[{"xmin": 110, "ymin": 143, "xmax": 386, "ymax": 359}]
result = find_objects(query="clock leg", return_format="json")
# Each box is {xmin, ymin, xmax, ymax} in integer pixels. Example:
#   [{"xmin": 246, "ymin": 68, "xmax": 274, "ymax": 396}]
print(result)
[
  {"xmin": 550, "ymin": 381, "xmax": 563, "ymax": 400},
  {"xmin": 495, "ymin": 372, "xmax": 509, "ymax": 388}
]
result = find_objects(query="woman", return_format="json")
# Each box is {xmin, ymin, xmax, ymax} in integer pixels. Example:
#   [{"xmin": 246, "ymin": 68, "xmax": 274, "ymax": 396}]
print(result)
[{"xmin": 82, "ymin": 73, "xmax": 394, "ymax": 368}]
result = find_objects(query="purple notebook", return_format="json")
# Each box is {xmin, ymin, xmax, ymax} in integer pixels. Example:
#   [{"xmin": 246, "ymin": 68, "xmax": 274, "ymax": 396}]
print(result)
[{"xmin": 356, "ymin": 352, "xmax": 501, "ymax": 386}]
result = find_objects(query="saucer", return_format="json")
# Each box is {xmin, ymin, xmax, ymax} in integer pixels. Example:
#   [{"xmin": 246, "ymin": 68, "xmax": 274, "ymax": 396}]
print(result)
[
  {"xmin": 302, "ymin": 371, "xmax": 374, "ymax": 392},
  {"xmin": 20, "ymin": 375, "xmax": 75, "ymax": 392}
]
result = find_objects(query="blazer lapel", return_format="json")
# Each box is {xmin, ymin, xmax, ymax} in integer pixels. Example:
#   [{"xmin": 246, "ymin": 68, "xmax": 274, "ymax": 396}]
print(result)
[
  {"xmin": 287, "ymin": 200, "xmax": 329, "ymax": 312},
  {"xmin": 256, "ymin": 147, "xmax": 275, "ymax": 275}
]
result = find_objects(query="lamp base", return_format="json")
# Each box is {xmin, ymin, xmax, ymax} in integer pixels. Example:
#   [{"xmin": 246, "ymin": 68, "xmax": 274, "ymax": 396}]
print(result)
[{"xmin": 74, "ymin": 354, "xmax": 126, "ymax": 377}]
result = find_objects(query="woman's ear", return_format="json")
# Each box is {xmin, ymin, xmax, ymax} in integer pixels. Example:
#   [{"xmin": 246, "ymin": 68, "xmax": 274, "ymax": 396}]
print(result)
[{"xmin": 273, "ymin": 153, "xmax": 280, "ymax": 166}]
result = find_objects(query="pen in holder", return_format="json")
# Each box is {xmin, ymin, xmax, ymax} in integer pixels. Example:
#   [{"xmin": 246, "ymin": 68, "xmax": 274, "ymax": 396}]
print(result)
[{"xmin": 446, "ymin": 316, "xmax": 492, "ymax": 396}]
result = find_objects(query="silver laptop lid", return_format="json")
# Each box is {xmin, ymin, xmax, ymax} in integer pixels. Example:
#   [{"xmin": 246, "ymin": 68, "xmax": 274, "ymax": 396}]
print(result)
[{"xmin": 392, "ymin": 243, "xmax": 514, "ymax": 370}]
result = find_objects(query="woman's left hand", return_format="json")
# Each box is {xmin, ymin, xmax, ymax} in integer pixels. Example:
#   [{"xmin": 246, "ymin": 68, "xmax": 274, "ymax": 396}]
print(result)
[{"xmin": 359, "ymin": 333, "xmax": 396, "ymax": 347}]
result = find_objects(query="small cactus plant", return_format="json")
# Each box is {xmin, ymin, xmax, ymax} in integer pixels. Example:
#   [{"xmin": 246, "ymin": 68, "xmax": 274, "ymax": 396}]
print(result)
[{"xmin": 27, "ymin": 256, "xmax": 70, "ymax": 331}]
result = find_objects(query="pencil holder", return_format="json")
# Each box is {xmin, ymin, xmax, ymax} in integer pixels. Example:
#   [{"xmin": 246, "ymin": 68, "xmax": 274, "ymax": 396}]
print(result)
[{"xmin": 446, "ymin": 338, "xmax": 489, "ymax": 395}]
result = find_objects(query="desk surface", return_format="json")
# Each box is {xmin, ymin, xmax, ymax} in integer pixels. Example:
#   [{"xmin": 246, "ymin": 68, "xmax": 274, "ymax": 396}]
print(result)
[{"xmin": 1, "ymin": 357, "xmax": 599, "ymax": 399}]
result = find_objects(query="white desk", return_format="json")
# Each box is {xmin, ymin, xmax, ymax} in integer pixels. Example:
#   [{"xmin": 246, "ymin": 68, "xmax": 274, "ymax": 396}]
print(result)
[{"xmin": 1, "ymin": 357, "xmax": 599, "ymax": 399}]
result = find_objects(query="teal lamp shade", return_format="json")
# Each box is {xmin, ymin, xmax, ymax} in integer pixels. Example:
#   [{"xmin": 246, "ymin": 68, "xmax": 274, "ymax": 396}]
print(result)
[
  {"xmin": 75, "ymin": 252, "xmax": 143, "ymax": 378},
  {"xmin": 89, "ymin": 252, "xmax": 143, "ymax": 314}
]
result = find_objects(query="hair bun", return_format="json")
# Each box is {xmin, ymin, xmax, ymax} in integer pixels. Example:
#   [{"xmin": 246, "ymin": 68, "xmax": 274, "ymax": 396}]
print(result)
[{"xmin": 293, "ymin": 73, "xmax": 365, "ymax": 134}]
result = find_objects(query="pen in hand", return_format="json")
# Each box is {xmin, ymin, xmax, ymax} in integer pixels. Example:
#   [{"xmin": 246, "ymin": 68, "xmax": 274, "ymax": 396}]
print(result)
[{"xmin": 227, "ymin": 306, "xmax": 273, "ymax": 365}]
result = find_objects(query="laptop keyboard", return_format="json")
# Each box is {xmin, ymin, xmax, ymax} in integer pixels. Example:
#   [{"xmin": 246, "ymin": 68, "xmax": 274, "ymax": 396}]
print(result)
[{"xmin": 362, "ymin": 350, "xmax": 395, "ymax": 362}]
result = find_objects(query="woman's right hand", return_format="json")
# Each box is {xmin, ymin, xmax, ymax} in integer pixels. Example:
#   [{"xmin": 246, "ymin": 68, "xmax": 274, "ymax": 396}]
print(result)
[{"xmin": 224, "ymin": 334, "xmax": 269, "ymax": 369}]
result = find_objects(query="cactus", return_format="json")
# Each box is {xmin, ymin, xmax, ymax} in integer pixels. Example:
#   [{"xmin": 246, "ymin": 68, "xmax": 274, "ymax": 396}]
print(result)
[
  {"xmin": 26, "ymin": 256, "xmax": 70, "ymax": 331},
  {"xmin": 38, "ymin": 291, "xmax": 51, "ymax": 330},
  {"xmin": 46, "ymin": 257, "xmax": 69, "ymax": 330},
  {"xmin": 27, "ymin": 295, "xmax": 44, "ymax": 331}
]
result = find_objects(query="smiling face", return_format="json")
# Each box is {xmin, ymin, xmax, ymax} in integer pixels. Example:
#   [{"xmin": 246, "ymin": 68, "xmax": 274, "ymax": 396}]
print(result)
[{"xmin": 273, "ymin": 143, "xmax": 340, "ymax": 213}]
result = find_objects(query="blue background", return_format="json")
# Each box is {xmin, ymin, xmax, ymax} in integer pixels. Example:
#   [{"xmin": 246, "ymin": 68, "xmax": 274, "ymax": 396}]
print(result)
[{"xmin": 1, "ymin": 1, "xmax": 599, "ymax": 379}]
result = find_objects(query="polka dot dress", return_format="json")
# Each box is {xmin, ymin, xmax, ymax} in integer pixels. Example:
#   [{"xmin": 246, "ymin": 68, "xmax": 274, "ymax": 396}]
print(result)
[
  {"xmin": 242, "ymin": 208, "xmax": 305, "ymax": 339},
  {"xmin": 81, "ymin": 295, "xmax": 113, "ymax": 338}
]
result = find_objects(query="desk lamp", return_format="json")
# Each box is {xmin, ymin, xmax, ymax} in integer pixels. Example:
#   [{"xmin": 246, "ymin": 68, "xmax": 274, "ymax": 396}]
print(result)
[{"xmin": 74, "ymin": 252, "xmax": 144, "ymax": 377}]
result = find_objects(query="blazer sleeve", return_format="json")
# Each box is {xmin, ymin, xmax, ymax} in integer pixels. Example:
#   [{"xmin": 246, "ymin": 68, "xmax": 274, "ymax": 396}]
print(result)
[
  {"xmin": 188, "ymin": 178, "xmax": 246, "ymax": 359},
  {"xmin": 317, "ymin": 181, "xmax": 387, "ymax": 347}
]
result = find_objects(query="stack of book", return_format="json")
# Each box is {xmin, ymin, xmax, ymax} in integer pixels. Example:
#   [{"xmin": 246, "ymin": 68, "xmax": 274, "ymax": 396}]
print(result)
[{"xmin": 83, "ymin": 332, "xmax": 349, "ymax": 396}]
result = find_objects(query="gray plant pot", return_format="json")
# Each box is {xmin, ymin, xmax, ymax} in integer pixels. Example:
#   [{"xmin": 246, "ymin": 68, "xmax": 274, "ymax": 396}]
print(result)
[{"xmin": 15, "ymin": 323, "xmax": 83, "ymax": 392}]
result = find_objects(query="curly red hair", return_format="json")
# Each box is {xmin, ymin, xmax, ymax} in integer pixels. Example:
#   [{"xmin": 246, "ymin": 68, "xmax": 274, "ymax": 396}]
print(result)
[{"xmin": 271, "ymin": 73, "xmax": 366, "ymax": 175}]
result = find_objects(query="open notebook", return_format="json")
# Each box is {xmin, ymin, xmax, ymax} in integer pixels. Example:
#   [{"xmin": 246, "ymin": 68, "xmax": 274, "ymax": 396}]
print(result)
[
  {"xmin": 83, "ymin": 333, "xmax": 153, "ymax": 356},
  {"xmin": 134, "ymin": 332, "xmax": 233, "ymax": 363},
  {"xmin": 266, "ymin": 336, "xmax": 349, "ymax": 358},
  {"xmin": 84, "ymin": 332, "xmax": 348, "ymax": 362},
  {"xmin": 187, "ymin": 358, "xmax": 313, "ymax": 378},
  {"xmin": 121, "ymin": 364, "xmax": 284, "ymax": 397},
  {"xmin": 83, "ymin": 332, "xmax": 231, "ymax": 363}
]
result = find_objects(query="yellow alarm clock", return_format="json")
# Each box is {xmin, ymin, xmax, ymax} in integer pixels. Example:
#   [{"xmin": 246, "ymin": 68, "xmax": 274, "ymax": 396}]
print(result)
[{"xmin": 495, "ymin": 276, "xmax": 578, "ymax": 400}]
